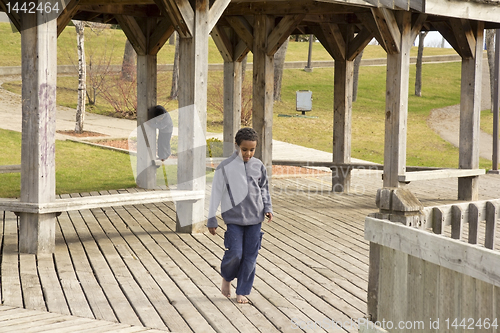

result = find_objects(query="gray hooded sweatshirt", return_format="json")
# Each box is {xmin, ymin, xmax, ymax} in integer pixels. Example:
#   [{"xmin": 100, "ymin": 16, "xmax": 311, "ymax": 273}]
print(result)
[{"xmin": 207, "ymin": 151, "xmax": 272, "ymax": 228}]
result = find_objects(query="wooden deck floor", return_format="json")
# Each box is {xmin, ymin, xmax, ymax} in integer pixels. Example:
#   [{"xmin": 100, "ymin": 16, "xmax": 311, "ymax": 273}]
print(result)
[{"xmin": 1, "ymin": 171, "xmax": 500, "ymax": 332}]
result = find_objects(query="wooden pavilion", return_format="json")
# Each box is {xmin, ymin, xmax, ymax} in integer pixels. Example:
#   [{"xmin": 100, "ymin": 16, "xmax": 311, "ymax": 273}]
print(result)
[{"xmin": 0, "ymin": 0, "xmax": 500, "ymax": 256}]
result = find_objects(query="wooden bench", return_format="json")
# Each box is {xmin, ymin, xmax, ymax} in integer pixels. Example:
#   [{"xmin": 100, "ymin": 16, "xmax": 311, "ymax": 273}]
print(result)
[
  {"xmin": 272, "ymin": 160, "xmax": 441, "ymax": 172},
  {"xmin": 398, "ymin": 168, "xmax": 485, "ymax": 183},
  {"xmin": 0, "ymin": 165, "xmax": 21, "ymax": 174},
  {"xmin": 0, "ymin": 190, "xmax": 204, "ymax": 214}
]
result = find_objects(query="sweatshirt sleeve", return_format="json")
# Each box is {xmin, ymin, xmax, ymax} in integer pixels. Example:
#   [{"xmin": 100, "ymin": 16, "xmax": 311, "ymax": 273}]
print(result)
[
  {"xmin": 260, "ymin": 165, "xmax": 272, "ymax": 214},
  {"xmin": 207, "ymin": 168, "xmax": 224, "ymax": 228}
]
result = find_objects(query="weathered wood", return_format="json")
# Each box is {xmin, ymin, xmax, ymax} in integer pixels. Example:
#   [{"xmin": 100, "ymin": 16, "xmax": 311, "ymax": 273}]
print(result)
[
  {"xmin": 225, "ymin": 16, "xmax": 254, "ymax": 51},
  {"xmin": 451, "ymin": 205, "xmax": 464, "ymax": 240},
  {"xmin": 267, "ymin": 14, "xmax": 305, "ymax": 56},
  {"xmin": 458, "ymin": 21, "xmax": 483, "ymax": 201},
  {"xmin": 383, "ymin": 11, "xmax": 411, "ymax": 188},
  {"xmin": 252, "ymin": 15, "xmax": 274, "ymax": 175},
  {"xmin": 468, "ymin": 203, "xmax": 480, "ymax": 244},
  {"xmin": 154, "ymin": 0, "xmax": 194, "ymax": 38},
  {"xmin": 212, "ymin": 26, "xmax": 233, "ymax": 62},
  {"xmin": 57, "ymin": 0, "xmax": 81, "ymax": 37},
  {"xmin": 19, "ymin": 12, "xmax": 57, "ymax": 254},
  {"xmin": 432, "ymin": 207, "xmax": 445, "ymax": 234},
  {"xmin": 176, "ymin": 0, "xmax": 209, "ymax": 233},
  {"xmin": 485, "ymin": 201, "xmax": 498, "ymax": 250},
  {"xmin": 347, "ymin": 27, "xmax": 373, "ymax": 61},
  {"xmin": 333, "ymin": 56, "xmax": 353, "ymax": 193},
  {"xmin": 19, "ymin": 254, "xmax": 46, "ymax": 312},
  {"xmin": 407, "ymin": 255, "xmax": 424, "ymax": 331},
  {"xmin": 371, "ymin": 8, "xmax": 400, "ymax": 54},
  {"xmin": 398, "ymin": 168, "xmax": 485, "ymax": 182},
  {"xmin": 0, "ymin": 190, "xmax": 204, "ymax": 214},
  {"xmin": 136, "ymin": 27, "xmax": 158, "ymax": 189},
  {"xmin": 147, "ymin": 17, "xmax": 175, "ymax": 55},
  {"xmin": 2, "ymin": 212, "xmax": 23, "ymax": 308},
  {"xmin": 421, "ymin": 198, "xmax": 500, "ymax": 230},
  {"xmin": 365, "ymin": 216, "xmax": 500, "ymax": 287},
  {"xmin": 115, "ymin": 15, "xmax": 147, "ymax": 56},
  {"xmin": 377, "ymin": 245, "xmax": 394, "ymax": 325},
  {"xmin": 208, "ymin": 0, "xmax": 231, "ymax": 33},
  {"xmin": 449, "ymin": 18, "xmax": 476, "ymax": 59},
  {"xmin": 223, "ymin": 61, "xmax": 242, "ymax": 157}
]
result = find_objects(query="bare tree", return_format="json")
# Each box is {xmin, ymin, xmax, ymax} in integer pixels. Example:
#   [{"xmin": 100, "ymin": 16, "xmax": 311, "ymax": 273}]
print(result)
[
  {"xmin": 170, "ymin": 32, "xmax": 180, "ymax": 100},
  {"xmin": 415, "ymin": 31, "xmax": 428, "ymax": 97},
  {"xmin": 352, "ymin": 50, "xmax": 363, "ymax": 102},
  {"xmin": 122, "ymin": 39, "xmax": 136, "ymax": 81},
  {"xmin": 274, "ymin": 38, "xmax": 289, "ymax": 102},
  {"xmin": 486, "ymin": 29, "xmax": 496, "ymax": 110},
  {"xmin": 74, "ymin": 20, "xmax": 86, "ymax": 133}
]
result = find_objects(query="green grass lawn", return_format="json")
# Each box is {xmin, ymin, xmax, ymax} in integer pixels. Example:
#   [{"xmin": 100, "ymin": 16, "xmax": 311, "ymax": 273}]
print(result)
[
  {"xmin": 0, "ymin": 21, "xmax": 495, "ymax": 197},
  {"xmin": 0, "ymin": 129, "xmax": 137, "ymax": 197}
]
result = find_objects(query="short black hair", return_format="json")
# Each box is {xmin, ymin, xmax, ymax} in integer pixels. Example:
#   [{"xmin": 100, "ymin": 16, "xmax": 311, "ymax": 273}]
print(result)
[
  {"xmin": 150, "ymin": 105, "xmax": 167, "ymax": 119},
  {"xmin": 235, "ymin": 127, "xmax": 258, "ymax": 146}
]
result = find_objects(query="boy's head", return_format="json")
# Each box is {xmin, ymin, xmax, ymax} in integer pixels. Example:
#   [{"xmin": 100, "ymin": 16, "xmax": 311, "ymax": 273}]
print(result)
[
  {"xmin": 235, "ymin": 127, "xmax": 258, "ymax": 162},
  {"xmin": 150, "ymin": 105, "xmax": 167, "ymax": 119}
]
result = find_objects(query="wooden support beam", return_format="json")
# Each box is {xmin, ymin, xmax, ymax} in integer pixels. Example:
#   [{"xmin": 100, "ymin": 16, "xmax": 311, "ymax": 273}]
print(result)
[
  {"xmin": 410, "ymin": 14, "xmax": 427, "ymax": 42},
  {"xmin": 176, "ymin": 0, "xmax": 209, "ymax": 233},
  {"xmin": 19, "ymin": 12, "xmax": 58, "ymax": 254},
  {"xmin": 253, "ymin": 15, "xmax": 274, "ymax": 175},
  {"xmin": 148, "ymin": 17, "xmax": 175, "ymax": 55},
  {"xmin": 212, "ymin": 26, "xmax": 233, "ymax": 62},
  {"xmin": 431, "ymin": 21, "xmax": 461, "ymax": 56},
  {"xmin": 347, "ymin": 26, "xmax": 373, "ymax": 61},
  {"xmin": 333, "ymin": 57, "xmax": 353, "ymax": 192},
  {"xmin": 208, "ymin": 0, "xmax": 231, "ymax": 33},
  {"xmin": 266, "ymin": 14, "xmax": 305, "ymax": 56},
  {"xmin": 356, "ymin": 11, "xmax": 388, "ymax": 54},
  {"xmin": 309, "ymin": 25, "xmax": 337, "ymax": 60},
  {"xmin": 225, "ymin": 16, "xmax": 254, "ymax": 52},
  {"xmin": 0, "ymin": 0, "xmax": 20, "ymax": 32},
  {"xmin": 57, "ymin": 0, "xmax": 81, "ymax": 36},
  {"xmin": 450, "ymin": 18, "xmax": 475, "ymax": 59},
  {"xmin": 458, "ymin": 21, "xmax": 483, "ymax": 201},
  {"xmin": 115, "ymin": 15, "xmax": 147, "ymax": 55},
  {"xmin": 154, "ymin": 0, "xmax": 194, "ymax": 38},
  {"xmin": 223, "ymin": 61, "xmax": 242, "ymax": 157},
  {"xmin": 319, "ymin": 23, "xmax": 345, "ymax": 61},
  {"xmin": 371, "ymin": 8, "xmax": 400, "ymax": 54},
  {"xmin": 383, "ymin": 12, "xmax": 411, "ymax": 187}
]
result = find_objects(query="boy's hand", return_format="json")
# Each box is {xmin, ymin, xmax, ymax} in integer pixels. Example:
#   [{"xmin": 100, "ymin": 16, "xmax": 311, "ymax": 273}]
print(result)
[
  {"xmin": 265, "ymin": 212, "xmax": 273, "ymax": 222},
  {"xmin": 208, "ymin": 227, "xmax": 217, "ymax": 235}
]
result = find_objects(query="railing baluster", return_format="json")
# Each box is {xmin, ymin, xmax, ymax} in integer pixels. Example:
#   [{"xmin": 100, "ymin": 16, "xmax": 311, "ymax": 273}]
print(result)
[
  {"xmin": 468, "ymin": 203, "xmax": 480, "ymax": 244},
  {"xmin": 432, "ymin": 207, "xmax": 444, "ymax": 234},
  {"xmin": 451, "ymin": 205, "xmax": 464, "ymax": 240},
  {"xmin": 485, "ymin": 201, "xmax": 498, "ymax": 250}
]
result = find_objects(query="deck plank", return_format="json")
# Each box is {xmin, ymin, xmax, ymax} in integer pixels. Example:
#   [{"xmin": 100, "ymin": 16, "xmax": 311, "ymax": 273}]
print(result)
[
  {"xmin": 2, "ymin": 211, "xmax": 23, "ymax": 308},
  {"xmin": 19, "ymin": 254, "xmax": 46, "ymax": 311}
]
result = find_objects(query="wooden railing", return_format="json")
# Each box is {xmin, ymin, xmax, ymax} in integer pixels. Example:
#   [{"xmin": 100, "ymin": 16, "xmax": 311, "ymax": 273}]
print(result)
[{"xmin": 364, "ymin": 199, "xmax": 500, "ymax": 333}]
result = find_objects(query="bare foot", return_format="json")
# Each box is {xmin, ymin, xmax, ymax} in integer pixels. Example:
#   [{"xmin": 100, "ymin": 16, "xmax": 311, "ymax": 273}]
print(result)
[
  {"xmin": 221, "ymin": 278, "xmax": 231, "ymax": 297},
  {"xmin": 236, "ymin": 294, "xmax": 249, "ymax": 304}
]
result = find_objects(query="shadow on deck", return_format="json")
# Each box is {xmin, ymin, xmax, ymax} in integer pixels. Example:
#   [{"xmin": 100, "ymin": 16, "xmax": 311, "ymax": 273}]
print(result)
[{"xmin": 1, "ymin": 171, "xmax": 500, "ymax": 332}]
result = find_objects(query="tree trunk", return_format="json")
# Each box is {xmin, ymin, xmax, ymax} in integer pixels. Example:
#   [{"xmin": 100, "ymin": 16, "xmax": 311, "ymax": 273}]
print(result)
[
  {"xmin": 486, "ymin": 29, "xmax": 496, "ymax": 111},
  {"xmin": 274, "ymin": 38, "xmax": 289, "ymax": 102},
  {"xmin": 241, "ymin": 54, "xmax": 248, "ymax": 83},
  {"xmin": 415, "ymin": 31, "xmax": 428, "ymax": 97},
  {"xmin": 122, "ymin": 39, "xmax": 136, "ymax": 81},
  {"xmin": 170, "ymin": 32, "xmax": 180, "ymax": 100},
  {"xmin": 169, "ymin": 32, "xmax": 175, "ymax": 45},
  {"xmin": 352, "ymin": 50, "xmax": 363, "ymax": 102},
  {"xmin": 74, "ymin": 20, "xmax": 86, "ymax": 133}
]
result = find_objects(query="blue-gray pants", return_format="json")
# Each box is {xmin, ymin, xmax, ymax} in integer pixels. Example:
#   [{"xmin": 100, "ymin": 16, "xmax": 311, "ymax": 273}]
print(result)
[{"xmin": 221, "ymin": 223, "xmax": 263, "ymax": 295}]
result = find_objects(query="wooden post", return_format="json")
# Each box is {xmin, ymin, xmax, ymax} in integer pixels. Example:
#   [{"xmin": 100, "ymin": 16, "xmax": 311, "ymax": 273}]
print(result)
[
  {"xmin": 333, "ymin": 58, "xmax": 353, "ymax": 192},
  {"xmin": 176, "ymin": 0, "xmax": 208, "ymax": 233},
  {"xmin": 19, "ymin": 12, "xmax": 57, "ymax": 254},
  {"xmin": 223, "ymin": 61, "xmax": 242, "ymax": 157},
  {"xmin": 459, "ymin": 23, "xmax": 483, "ymax": 201},
  {"xmin": 383, "ymin": 14, "xmax": 412, "ymax": 188},
  {"xmin": 136, "ymin": 53, "xmax": 157, "ymax": 189},
  {"xmin": 253, "ymin": 15, "xmax": 274, "ymax": 176}
]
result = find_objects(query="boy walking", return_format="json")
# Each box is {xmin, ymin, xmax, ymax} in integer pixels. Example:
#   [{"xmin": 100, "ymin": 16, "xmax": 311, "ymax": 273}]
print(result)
[{"xmin": 207, "ymin": 128, "xmax": 273, "ymax": 304}]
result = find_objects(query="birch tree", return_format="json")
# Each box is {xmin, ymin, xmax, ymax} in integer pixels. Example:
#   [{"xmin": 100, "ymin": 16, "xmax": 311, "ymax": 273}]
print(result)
[
  {"xmin": 74, "ymin": 20, "xmax": 86, "ymax": 133},
  {"xmin": 274, "ymin": 38, "xmax": 289, "ymax": 102},
  {"xmin": 486, "ymin": 29, "xmax": 496, "ymax": 110},
  {"xmin": 352, "ymin": 50, "xmax": 363, "ymax": 102},
  {"xmin": 170, "ymin": 32, "xmax": 180, "ymax": 100}
]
